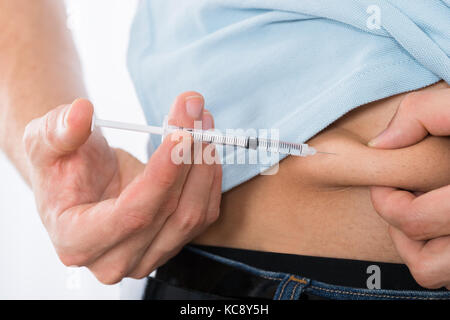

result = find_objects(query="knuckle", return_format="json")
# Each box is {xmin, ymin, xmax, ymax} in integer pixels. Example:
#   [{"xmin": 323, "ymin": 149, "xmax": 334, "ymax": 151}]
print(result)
[
  {"xmin": 399, "ymin": 208, "xmax": 428, "ymax": 241},
  {"xmin": 199, "ymin": 209, "xmax": 208, "ymax": 226},
  {"xmin": 151, "ymin": 245, "xmax": 170, "ymax": 260},
  {"xmin": 377, "ymin": 197, "xmax": 401, "ymax": 220},
  {"xmin": 94, "ymin": 268, "xmax": 127, "ymax": 285},
  {"xmin": 54, "ymin": 235, "xmax": 90, "ymax": 267},
  {"xmin": 22, "ymin": 119, "xmax": 40, "ymax": 155},
  {"xmin": 153, "ymin": 247, "xmax": 180, "ymax": 269},
  {"xmin": 58, "ymin": 252, "xmax": 91, "ymax": 268},
  {"xmin": 121, "ymin": 211, "xmax": 152, "ymax": 233},
  {"xmin": 401, "ymin": 220, "xmax": 426, "ymax": 241},
  {"xmin": 409, "ymin": 258, "xmax": 441, "ymax": 289},
  {"xmin": 146, "ymin": 168, "xmax": 176, "ymax": 192},
  {"xmin": 132, "ymin": 263, "xmax": 161, "ymax": 280},
  {"xmin": 131, "ymin": 272, "xmax": 150, "ymax": 280},
  {"xmin": 176, "ymin": 209, "xmax": 203, "ymax": 232},
  {"xmin": 206, "ymin": 208, "xmax": 220, "ymax": 225},
  {"xmin": 43, "ymin": 115, "xmax": 59, "ymax": 148},
  {"xmin": 177, "ymin": 215, "xmax": 197, "ymax": 232}
]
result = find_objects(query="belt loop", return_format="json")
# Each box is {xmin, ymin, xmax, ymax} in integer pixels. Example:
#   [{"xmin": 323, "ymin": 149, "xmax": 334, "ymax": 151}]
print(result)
[{"xmin": 274, "ymin": 275, "xmax": 311, "ymax": 300}]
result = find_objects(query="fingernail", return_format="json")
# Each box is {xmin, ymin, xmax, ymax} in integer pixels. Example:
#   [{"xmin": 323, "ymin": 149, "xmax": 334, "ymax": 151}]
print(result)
[
  {"xmin": 368, "ymin": 129, "xmax": 387, "ymax": 147},
  {"xmin": 202, "ymin": 111, "xmax": 213, "ymax": 130},
  {"xmin": 185, "ymin": 95, "xmax": 204, "ymax": 119}
]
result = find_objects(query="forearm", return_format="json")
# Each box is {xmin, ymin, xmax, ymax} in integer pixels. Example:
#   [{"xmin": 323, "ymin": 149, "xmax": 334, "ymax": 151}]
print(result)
[{"xmin": 0, "ymin": 0, "xmax": 86, "ymax": 183}]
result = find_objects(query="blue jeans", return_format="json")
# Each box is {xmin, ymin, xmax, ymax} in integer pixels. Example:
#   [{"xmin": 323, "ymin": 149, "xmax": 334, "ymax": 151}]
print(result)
[{"xmin": 181, "ymin": 246, "xmax": 450, "ymax": 300}]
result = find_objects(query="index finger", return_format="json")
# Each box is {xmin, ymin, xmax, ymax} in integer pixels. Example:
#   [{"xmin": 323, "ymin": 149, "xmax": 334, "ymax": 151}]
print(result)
[{"xmin": 370, "ymin": 185, "xmax": 450, "ymax": 240}]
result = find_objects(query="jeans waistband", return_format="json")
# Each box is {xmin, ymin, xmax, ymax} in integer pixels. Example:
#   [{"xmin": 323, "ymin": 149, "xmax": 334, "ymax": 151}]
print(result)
[
  {"xmin": 191, "ymin": 244, "xmax": 432, "ymax": 291},
  {"xmin": 178, "ymin": 245, "xmax": 450, "ymax": 300}
]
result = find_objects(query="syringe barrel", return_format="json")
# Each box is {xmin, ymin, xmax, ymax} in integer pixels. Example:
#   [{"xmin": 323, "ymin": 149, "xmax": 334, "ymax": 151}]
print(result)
[
  {"xmin": 186, "ymin": 130, "xmax": 315, "ymax": 157},
  {"xmin": 163, "ymin": 118, "xmax": 315, "ymax": 157}
]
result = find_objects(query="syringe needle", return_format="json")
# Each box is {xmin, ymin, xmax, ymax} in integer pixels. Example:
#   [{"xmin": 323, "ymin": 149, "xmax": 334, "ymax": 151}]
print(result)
[{"xmin": 316, "ymin": 151, "xmax": 338, "ymax": 155}]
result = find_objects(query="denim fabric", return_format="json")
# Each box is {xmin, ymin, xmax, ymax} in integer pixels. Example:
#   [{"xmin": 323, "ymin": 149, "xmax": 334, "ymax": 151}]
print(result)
[{"xmin": 186, "ymin": 246, "xmax": 450, "ymax": 300}]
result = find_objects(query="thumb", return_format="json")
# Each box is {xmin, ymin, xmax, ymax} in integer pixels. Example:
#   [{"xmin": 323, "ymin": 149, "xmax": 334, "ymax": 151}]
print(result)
[
  {"xmin": 368, "ymin": 89, "xmax": 450, "ymax": 149},
  {"xmin": 23, "ymin": 98, "xmax": 94, "ymax": 167},
  {"xmin": 167, "ymin": 91, "xmax": 205, "ymax": 128},
  {"xmin": 367, "ymin": 103, "xmax": 428, "ymax": 150}
]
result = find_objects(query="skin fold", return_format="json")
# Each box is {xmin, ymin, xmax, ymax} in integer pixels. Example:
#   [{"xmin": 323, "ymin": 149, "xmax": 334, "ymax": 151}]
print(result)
[{"xmin": 193, "ymin": 81, "xmax": 450, "ymax": 264}]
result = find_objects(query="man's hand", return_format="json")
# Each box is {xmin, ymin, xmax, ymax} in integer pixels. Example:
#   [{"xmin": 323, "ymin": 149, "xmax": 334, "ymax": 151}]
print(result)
[
  {"xmin": 368, "ymin": 86, "xmax": 450, "ymax": 289},
  {"xmin": 23, "ymin": 92, "xmax": 222, "ymax": 284}
]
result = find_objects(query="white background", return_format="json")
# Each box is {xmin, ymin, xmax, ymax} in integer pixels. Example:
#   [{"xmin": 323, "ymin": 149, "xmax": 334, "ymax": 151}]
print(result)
[{"xmin": 0, "ymin": 0, "xmax": 149, "ymax": 299}]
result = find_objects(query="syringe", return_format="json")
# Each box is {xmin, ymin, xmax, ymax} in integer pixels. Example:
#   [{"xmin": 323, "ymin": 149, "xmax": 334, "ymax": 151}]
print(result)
[{"xmin": 91, "ymin": 115, "xmax": 326, "ymax": 157}]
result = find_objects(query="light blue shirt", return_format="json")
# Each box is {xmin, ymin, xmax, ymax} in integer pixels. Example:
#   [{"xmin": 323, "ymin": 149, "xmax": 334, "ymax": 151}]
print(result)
[{"xmin": 127, "ymin": 0, "xmax": 450, "ymax": 192}]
